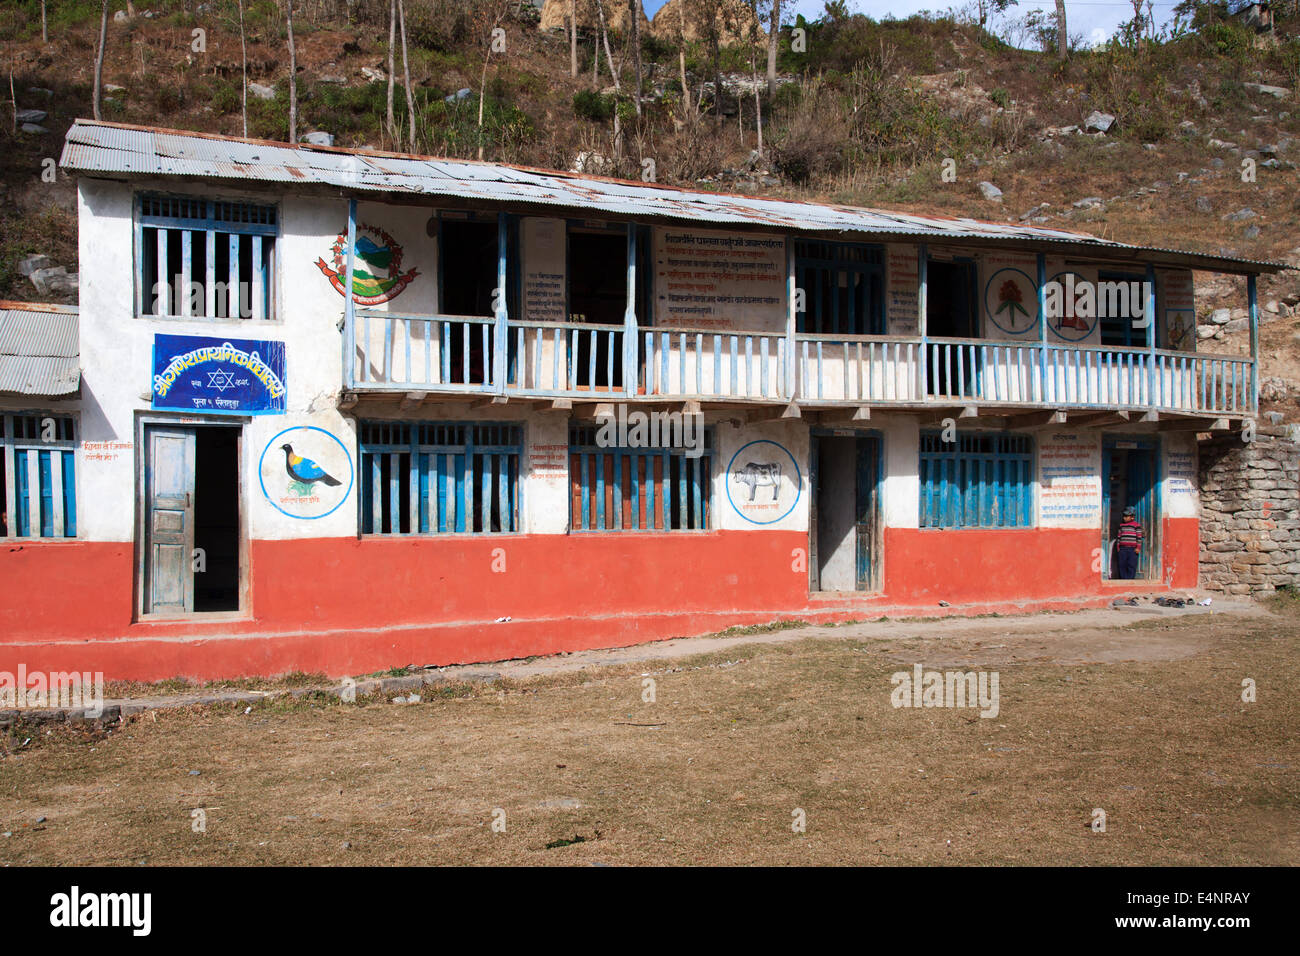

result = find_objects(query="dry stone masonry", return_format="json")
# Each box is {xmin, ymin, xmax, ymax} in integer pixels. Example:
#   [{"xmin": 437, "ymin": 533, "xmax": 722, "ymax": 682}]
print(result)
[{"xmin": 1199, "ymin": 428, "xmax": 1300, "ymax": 594}]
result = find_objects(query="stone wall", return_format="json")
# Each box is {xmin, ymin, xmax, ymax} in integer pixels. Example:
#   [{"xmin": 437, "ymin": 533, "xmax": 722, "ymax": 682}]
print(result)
[{"xmin": 1198, "ymin": 428, "xmax": 1300, "ymax": 594}]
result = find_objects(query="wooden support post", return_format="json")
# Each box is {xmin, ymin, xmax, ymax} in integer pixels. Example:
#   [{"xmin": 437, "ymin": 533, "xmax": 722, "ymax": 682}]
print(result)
[
  {"xmin": 343, "ymin": 199, "xmax": 358, "ymax": 388},
  {"xmin": 918, "ymin": 243, "xmax": 928, "ymax": 398},
  {"xmin": 1248, "ymin": 272, "xmax": 1259, "ymax": 413},
  {"xmin": 572, "ymin": 402, "xmax": 617, "ymax": 420},
  {"xmin": 1005, "ymin": 409, "xmax": 1067, "ymax": 429},
  {"xmin": 746, "ymin": 401, "xmax": 801, "ymax": 424},
  {"xmin": 625, "ymin": 225, "xmax": 638, "ymax": 398},
  {"xmin": 1037, "ymin": 253, "xmax": 1047, "ymax": 404},
  {"xmin": 785, "ymin": 240, "xmax": 797, "ymax": 400},
  {"xmin": 494, "ymin": 212, "xmax": 509, "ymax": 395},
  {"xmin": 1146, "ymin": 262, "xmax": 1157, "ymax": 412}
]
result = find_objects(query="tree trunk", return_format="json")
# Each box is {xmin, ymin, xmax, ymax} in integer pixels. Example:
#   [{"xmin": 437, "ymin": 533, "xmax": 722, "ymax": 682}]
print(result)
[
  {"xmin": 287, "ymin": 0, "xmax": 298, "ymax": 143},
  {"xmin": 41, "ymin": 0, "xmax": 48, "ymax": 44},
  {"xmin": 629, "ymin": 0, "xmax": 642, "ymax": 117},
  {"xmin": 1055, "ymin": 0, "xmax": 1068, "ymax": 60},
  {"xmin": 570, "ymin": 0, "xmax": 578, "ymax": 78},
  {"xmin": 398, "ymin": 0, "xmax": 416, "ymax": 152},
  {"xmin": 595, "ymin": 0, "xmax": 620, "ymax": 161},
  {"xmin": 238, "ymin": 0, "xmax": 248, "ymax": 137},
  {"xmin": 678, "ymin": 0, "xmax": 691, "ymax": 112},
  {"xmin": 386, "ymin": 0, "xmax": 396, "ymax": 140},
  {"xmin": 766, "ymin": 0, "xmax": 779, "ymax": 98},
  {"xmin": 93, "ymin": 0, "xmax": 109, "ymax": 122}
]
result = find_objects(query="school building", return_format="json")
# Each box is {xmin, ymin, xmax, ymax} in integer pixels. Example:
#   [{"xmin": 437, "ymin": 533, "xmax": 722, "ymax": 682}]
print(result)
[{"xmin": 0, "ymin": 120, "xmax": 1278, "ymax": 681}]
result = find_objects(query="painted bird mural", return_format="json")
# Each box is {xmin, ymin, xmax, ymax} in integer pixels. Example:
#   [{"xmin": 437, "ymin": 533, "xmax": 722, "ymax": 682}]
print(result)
[{"xmin": 281, "ymin": 444, "xmax": 342, "ymax": 492}]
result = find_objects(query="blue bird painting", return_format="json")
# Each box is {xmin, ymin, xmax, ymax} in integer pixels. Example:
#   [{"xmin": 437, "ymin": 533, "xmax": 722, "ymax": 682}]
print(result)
[{"xmin": 281, "ymin": 444, "xmax": 342, "ymax": 491}]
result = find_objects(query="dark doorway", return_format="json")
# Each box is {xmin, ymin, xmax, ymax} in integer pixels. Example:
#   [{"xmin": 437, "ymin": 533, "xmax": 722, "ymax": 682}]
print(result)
[
  {"xmin": 193, "ymin": 427, "xmax": 240, "ymax": 611},
  {"xmin": 567, "ymin": 230, "xmax": 627, "ymax": 390},
  {"xmin": 439, "ymin": 218, "xmax": 499, "ymax": 385},
  {"xmin": 1102, "ymin": 438, "xmax": 1158, "ymax": 580},
  {"xmin": 810, "ymin": 433, "xmax": 880, "ymax": 592},
  {"xmin": 925, "ymin": 258, "xmax": 980, "ymax": 397}
]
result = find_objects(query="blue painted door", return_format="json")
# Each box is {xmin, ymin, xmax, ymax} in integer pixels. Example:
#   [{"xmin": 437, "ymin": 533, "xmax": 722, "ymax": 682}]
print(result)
[
  {"xmin": 146, "ymin": 425, "xmax": 196, "ymax": 613},
  {"xmin": 855, "ymin": 437, "xmax": 879, "ymax": 591}
]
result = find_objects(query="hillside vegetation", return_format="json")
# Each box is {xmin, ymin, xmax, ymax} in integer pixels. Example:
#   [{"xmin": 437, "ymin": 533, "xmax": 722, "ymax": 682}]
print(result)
[{"xmin": 2, "ymin": 0, "xmax": 1298, "ymax": 417}]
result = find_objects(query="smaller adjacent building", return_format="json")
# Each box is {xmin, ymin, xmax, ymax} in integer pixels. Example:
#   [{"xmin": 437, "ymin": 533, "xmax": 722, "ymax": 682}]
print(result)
[{"xmin": 0, "ymin": 120, "xmax": 1284, "ymax": 681}]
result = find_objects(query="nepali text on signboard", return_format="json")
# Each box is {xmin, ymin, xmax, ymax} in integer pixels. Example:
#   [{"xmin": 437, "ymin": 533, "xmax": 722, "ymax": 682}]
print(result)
[{"xmin": 151, "ymin": 334, "xmax": 287, "ymax": 415}]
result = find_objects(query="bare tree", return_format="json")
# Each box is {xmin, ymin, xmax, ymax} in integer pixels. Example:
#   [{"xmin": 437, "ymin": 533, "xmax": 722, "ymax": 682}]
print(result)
[
  {"xmin": 398, "ymin": 0, "xmax": 416, "ymax": 152},
  {"xmin": 286, "ymin": 0, "xmax": 298, "ymax": 142},
  {"xmin": 237, "ymin": 0, "xmax": 248, "ymax": 136},
  {"xmin": 41, "ymin": 0, "xmax": 48, "ymax": 45},
  {"xmin": 594, "ymin": 0, "xmax": 622, "ymax": 160},
  {"xmin": 629, "ymin": 0, "xmax": 642, "ymax": 118},
  {"xmin": 570, "ymin": 0, "xmax": 579, "ymax": 78},
  {"xmin": 386, "ymin": 0, "xmax": 396, "ymax": 140},
  {"xmin": 1055, "ymin": 0, "xmax": 1068, "ymax": 60},
  {"xmin": 766, "ymin": 0, "xmax": 780, "ymax": 98},
  {"xmin": 93, "ymin": 0, "xmax": 109, "ymax": 122},
  {"xmin": 677, "ymin": 0, "xmax": 692, "ymax": 113}
]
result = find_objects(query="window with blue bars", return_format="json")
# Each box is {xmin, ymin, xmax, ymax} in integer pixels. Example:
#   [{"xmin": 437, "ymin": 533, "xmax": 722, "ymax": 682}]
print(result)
[
  {"xmin": 794, "ymin": 240, "xmax": 885, "ymax": 335},
  {"xmin": 2, "ymin": 413, "xmax": 76, "ymax": 539},
  {"xmin": 919, "ymin": 431, "xmax": 1033, "ymax": 529},
  {"xmin": 137, "ymin": 193, "xmax": 278, "ymax": 320},
  {"xmin": 360, "ymin": 422, "xmax": 522, "ymax": 534},
  {"xmin": 569, "ymin": 424, "xmax": 713, "ymax": 531}
]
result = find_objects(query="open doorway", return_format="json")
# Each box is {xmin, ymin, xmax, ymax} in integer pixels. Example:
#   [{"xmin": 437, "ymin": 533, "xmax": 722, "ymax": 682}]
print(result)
[
  {"xmin": 142, "ymin": 423, "xmax": 242, "ymax": 615},
  {"xmin": 925, "ymin": 258, "xmax": 979, "ymax": 397},
  {"xmin": 810, "ymin": 432, "xmax": 880, "ymax": 592},
  {"xmin": 1102, "ymin": 437, "xmax": 1159, "ymax": 581},
  {"xmin": 439, "ymin": 217, "xmax": 501, "ymax": 385},
  {"xmin": 567, "ymin": 229, "xmax": 627, "ymax": 390}
]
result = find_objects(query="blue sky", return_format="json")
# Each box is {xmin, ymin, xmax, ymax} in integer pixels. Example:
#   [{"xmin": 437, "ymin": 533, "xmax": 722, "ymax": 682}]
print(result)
[{"xmin": 639, "ymin": 0, "xmax": 1184, "ymax": 48}]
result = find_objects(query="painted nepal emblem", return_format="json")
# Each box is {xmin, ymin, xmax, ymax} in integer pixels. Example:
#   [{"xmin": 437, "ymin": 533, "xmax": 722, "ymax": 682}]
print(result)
[
  {"xmin": 315, "ymin": 224, "xmax": 420, "ymax": 305},
  {"xmin": 726, "ymin": 439, "xmax": 801, "ymax": 526},
  {"xmin": 259, "ymin": 426, "xmax": 354, "ymax": 520}
]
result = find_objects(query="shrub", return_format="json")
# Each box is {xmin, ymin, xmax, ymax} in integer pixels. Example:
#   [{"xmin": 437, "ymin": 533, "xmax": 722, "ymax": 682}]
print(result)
[{"xmin": 573, "ymin": 89, "xmax": 615, "ymax": 122}]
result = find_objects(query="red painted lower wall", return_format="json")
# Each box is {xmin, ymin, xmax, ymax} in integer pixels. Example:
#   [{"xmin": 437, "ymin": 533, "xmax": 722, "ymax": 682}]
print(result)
[{"xmin": 1, "ymin": 520, "xmax": 1200, "ymax": 682}]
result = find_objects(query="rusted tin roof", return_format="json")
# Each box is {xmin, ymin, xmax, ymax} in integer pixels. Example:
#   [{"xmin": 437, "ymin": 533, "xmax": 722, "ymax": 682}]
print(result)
[
  {"xmin": 0, "ymin": 302, "xmax": 80, "ymax": 397},
  {"xmin": 60, "ymin": 120, "xmax": 1288, "ymax": 275}
]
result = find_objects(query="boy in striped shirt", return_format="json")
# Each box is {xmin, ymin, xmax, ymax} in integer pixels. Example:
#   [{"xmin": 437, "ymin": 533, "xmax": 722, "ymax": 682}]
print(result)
[{"xmin": 1116, "ymin": 507, "xmax": 1144, "ymax": 579}]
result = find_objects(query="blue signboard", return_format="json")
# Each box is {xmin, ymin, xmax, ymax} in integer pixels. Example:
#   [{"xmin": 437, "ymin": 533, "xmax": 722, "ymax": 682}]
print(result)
[{"xmin": 151, "ymin": 334, "xmax": 287, "ymax": 415}]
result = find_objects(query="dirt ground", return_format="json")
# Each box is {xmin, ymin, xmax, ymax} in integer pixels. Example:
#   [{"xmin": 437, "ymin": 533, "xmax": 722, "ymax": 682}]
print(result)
[{"xmin": 1, "ymin": 605, "xmax": 1296, "ymax": 866}]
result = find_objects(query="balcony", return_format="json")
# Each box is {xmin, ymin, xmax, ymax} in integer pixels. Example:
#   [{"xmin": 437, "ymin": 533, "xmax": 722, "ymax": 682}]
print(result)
[{"xmin": 342, "ymin": 310, "xmax": 1257, "ymax": 418}]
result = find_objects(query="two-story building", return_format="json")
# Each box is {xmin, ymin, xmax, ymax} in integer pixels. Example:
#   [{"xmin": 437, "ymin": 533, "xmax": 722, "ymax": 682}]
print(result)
[{"xmin": 0, "ymin": 120, "xmax": 1280, "ymax": 681}]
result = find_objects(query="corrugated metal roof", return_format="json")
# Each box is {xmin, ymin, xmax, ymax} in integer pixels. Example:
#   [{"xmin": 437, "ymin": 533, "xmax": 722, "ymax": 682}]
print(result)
[
  {"xmin": 0, "ymin": 302, "xmax": 80, "ymax": 396},
  {"xmin": 59, "ymin": 120, "xmax": 1289, "ymax": 274}
]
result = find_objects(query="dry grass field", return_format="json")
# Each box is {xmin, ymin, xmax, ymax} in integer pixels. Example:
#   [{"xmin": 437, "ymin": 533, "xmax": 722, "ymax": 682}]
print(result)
[{"xmin": 1, "ymin": 608, "xmax": 1296, "ymax": 866}]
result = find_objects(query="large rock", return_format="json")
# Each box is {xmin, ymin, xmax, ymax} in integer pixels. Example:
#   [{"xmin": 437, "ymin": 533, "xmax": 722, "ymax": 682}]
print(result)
[
  {"xmin": 1243, "ymin": 82, "xmax": 1292, "ymax": 99},
  {"xmin": 977, "ymin": 181, "xmax": 1002, "ymax": 202},
  {"xmin": 301, "ymin": 131, "xmax": 334, "ymax": 146},
  {"xmin": 15, "ymin": 108, "xmax": 47, "ymax": 124},
  {"xmin": 18, "ymin": 254, "xmax": 50, "ymax": 276},
  {"xmin": 1084, "ymin": 110, "xmax": 1115, "ymax": 133},
  {"xmin": 248, "ymin": 82, "xmax": 276, "ymax": 100}
]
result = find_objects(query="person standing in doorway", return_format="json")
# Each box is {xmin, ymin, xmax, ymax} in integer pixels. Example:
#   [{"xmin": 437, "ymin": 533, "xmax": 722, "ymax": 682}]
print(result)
[{"xmin": 1116, "ymin": 506, "xmax": 1144, "ymax": 580}]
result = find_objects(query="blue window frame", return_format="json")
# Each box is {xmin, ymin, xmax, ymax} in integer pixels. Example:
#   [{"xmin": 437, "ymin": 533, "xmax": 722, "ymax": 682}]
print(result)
[
  {"xmin": 569, "ymin": 423, "xmax": 713, "ymax": 531},
  {"xmin": 795, "ymin": 240, "xmax": 885, "ymax": 335},
  {"xmin": 360, "ymin": 421, "xmax": 522, "ymax": 534},
  {"xmin": 137, "ymin": 194, "xmax": 278, "ymax": 320},
  {"xmin": 919, "ymin": 431, "xmax": 1033, "ymax": 529},
  {"xmin": 2, "ymin": 413, "xmax": 76, "ymax": 539}
]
